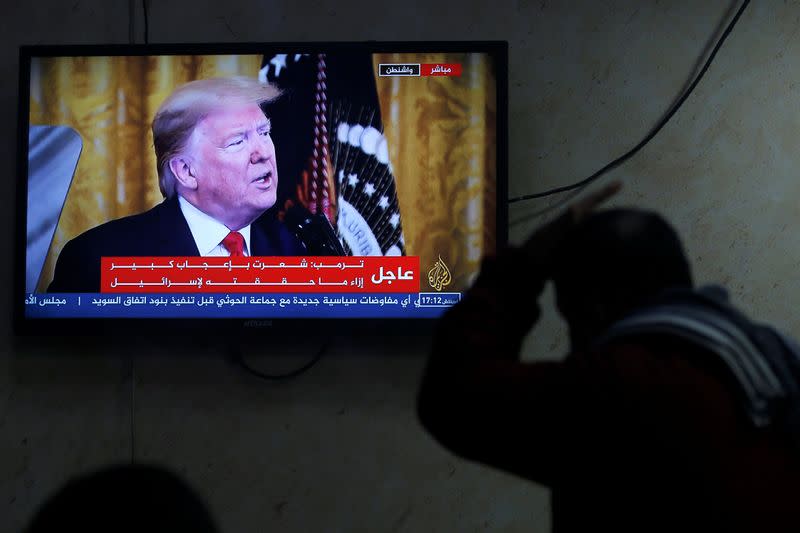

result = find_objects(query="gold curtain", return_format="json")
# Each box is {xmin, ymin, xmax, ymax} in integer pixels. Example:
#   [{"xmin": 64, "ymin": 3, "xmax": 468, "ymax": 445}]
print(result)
[
  {"xmin": 30, "ymin": 55, "xmax": 263, "ymax": 291},
  {"xmin": 373, "ymin": 53, "xmax": 496, "ymax": 292}
]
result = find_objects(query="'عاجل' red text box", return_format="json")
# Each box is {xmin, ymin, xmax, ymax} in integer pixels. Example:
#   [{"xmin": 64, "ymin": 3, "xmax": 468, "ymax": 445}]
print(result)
[{"xmin": 100, "ymin": 256, "xmax": 420, "ymax": 293}]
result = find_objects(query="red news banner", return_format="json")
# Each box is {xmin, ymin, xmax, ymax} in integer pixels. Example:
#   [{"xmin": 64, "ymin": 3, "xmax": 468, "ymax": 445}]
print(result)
[
  {"xmin": 101, "ymin": 256, "xmax": 420, "ymax": 293},
  {"xmin": 420, "ymin": 63, "xmax": 462, "ymax": 76}
]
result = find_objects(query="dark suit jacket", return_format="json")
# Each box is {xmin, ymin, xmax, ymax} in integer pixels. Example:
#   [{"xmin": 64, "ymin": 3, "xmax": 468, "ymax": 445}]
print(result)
[{"xmin": 48, "ymin": 197, "xmax": 306, "ymax": 292}]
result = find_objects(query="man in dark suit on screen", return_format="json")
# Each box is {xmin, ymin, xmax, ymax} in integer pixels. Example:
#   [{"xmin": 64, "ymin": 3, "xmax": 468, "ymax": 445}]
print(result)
[{"xmin": 48, "ymin": 77, "xmax": 306, "ymax": 293}]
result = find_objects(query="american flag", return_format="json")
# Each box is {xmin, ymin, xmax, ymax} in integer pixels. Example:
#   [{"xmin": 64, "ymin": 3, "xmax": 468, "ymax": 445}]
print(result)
[{"xmin": 259, "ymin": 53, "xmax": 406, "ymax": 257}]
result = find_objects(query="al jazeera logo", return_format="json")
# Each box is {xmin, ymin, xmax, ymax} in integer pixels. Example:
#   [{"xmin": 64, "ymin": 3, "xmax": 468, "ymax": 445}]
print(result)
[{"xmin": 427, "ymin": 255, "xmax": 452, "ymax": 291}]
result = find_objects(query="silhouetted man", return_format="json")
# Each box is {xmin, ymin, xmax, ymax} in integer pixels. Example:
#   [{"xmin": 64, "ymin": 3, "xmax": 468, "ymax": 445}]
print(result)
[
  {"xmin": 418, "ymin": 183, "xmax": 800, "ymax": 533},
  {"xmin": 25, "ymin": 464, "xmax": 218, "ymax": 533}
]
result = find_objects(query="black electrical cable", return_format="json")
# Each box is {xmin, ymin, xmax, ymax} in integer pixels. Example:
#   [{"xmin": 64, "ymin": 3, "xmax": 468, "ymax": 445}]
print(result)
[
  {"xmin": 508, "ymin": 0, "xmax": 751, "ymax": 204},
  {"xmin": 233, "ymin": 339, "xmax": 329, "ymax": 381},
  {"xmin": 128, "ymin": 0, "xmax": 135, "ymax": 44},
  {"xmin": 142, "ymin": 0, "xmax": 149, "ymax": 44}
]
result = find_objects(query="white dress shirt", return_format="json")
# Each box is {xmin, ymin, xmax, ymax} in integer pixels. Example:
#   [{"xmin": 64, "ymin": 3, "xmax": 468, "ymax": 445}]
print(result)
[{"xmin": 178, "ymin": 196, "xmax": 252, "ymax": 257}]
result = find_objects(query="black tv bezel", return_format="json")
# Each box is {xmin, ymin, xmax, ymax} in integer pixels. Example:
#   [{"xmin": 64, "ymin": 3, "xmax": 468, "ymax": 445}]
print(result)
[{"xmin": 14, "ymin": 41, "xmax": 509, "ymax": 337}]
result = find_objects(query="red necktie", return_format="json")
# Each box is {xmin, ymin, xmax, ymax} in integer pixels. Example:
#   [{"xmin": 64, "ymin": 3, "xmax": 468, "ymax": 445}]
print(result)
[{"xmin": 222, "ymin": 231, "xmax": 245, "ymax": 257}]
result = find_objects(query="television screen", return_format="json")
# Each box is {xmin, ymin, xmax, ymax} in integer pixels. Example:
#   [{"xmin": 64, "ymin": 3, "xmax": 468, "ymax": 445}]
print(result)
[{"xmin": 16, "ymin": 42, "xmax": 507, "ymax": 332}]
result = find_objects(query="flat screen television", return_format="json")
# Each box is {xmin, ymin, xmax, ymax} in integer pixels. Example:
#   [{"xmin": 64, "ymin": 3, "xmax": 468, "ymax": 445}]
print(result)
[{"xmin": 14, "ymin": 41, "xmax": 508, "ymax": 336}]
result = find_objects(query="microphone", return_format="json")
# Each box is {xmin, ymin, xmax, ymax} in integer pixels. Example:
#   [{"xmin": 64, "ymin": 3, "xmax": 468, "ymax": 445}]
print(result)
[{"xmin": 284, "ymin": 204, "xmax": 347, "ymax": 256}]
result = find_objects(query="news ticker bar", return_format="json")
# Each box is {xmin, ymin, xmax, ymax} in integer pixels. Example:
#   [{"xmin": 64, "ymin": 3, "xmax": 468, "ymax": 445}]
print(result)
[
  {"xmin": 101, "ymin": 256, "xmax": 419, "ymax": 293},
  {"xmin": 25, "ymin": 293, "xmax": 462, "ymax": 318}
]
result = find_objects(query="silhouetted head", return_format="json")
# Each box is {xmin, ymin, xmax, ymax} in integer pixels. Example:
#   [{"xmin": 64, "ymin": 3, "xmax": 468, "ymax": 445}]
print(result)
[
  {"xmin": 551, "ymin": 208, "xmax": 693, "ymax": 352},
  {"xmin": 25, "ymin": 464, "xmax": 218, "ymax": 533}
]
